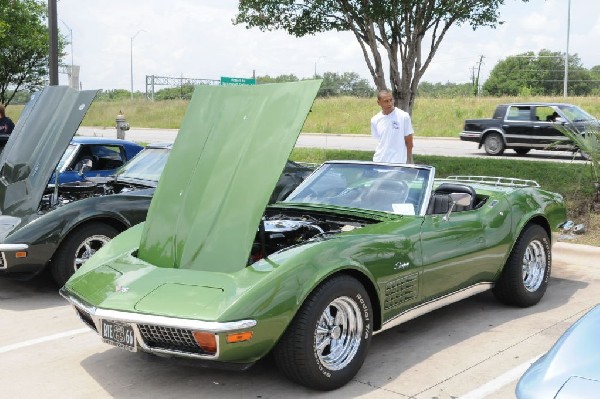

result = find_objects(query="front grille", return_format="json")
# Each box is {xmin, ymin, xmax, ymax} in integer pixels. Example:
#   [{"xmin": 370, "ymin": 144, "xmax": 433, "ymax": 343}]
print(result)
[
  {"xmin": 0, "ymin": 252, "xmax": 5, "ymax": 269},
  {"xmin": 138, "ymin": 324, "xmax": 205, "ymax": 354}
]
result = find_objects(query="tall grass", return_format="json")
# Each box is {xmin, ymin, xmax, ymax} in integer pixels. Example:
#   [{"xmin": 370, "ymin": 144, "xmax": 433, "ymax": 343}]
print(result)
[{"xmin": 7, "ymin": 95, "xmax": 600, "ymax": 137}]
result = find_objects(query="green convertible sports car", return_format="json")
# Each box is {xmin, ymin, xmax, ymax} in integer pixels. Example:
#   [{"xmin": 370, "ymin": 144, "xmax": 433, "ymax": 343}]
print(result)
[{"xmin": 61, "ymin": 81, "xmax": 567, "ymax": 391}]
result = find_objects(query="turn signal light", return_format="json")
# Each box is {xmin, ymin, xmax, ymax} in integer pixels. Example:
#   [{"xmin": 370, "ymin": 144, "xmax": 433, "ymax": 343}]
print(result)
[
  {"xmin": 15, "ymin": 251, "xmax": 27, "ymax": 258},
  {"xmin": 192, "ymin": 331, "xmax": 217, "ymax": 354},
  {"xmin": 226, "ymin": 331, "xmax": 253, "ymax": 343}
]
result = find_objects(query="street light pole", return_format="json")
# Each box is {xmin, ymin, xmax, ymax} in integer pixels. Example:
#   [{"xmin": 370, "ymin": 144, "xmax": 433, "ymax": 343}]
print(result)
[
  {"xmin": 130, "ymin": 29, "xmax": 146, "ymax": 100},
  {"xmin": 563, "ymin": 0, "xmax": 571, "ymax": 98},
  {"xmin": 59, "ymin": 19, "xmax": 73, "ymax": 86}
]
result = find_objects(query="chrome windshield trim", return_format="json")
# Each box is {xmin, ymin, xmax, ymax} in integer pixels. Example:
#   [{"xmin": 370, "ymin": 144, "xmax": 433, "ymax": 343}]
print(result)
[{"xmin": 60, "ymin": 287, "xmax": 256, "ymax": 333}]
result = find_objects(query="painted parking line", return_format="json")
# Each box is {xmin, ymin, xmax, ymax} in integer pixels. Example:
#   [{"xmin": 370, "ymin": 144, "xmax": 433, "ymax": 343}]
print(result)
[
  {"xmin": 0, "ymin": 328, "xmax": 90, "ymax": 354},
  {"xmin": 458, "ymin": 355, "xmax": 541, "ymax": 399}
]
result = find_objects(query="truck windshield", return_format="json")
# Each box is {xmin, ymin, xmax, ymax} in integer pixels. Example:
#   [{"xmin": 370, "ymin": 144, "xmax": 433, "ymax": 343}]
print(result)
[{"xmin": 557, "ymin": 105, "xmax": 596, "ymax": 123}]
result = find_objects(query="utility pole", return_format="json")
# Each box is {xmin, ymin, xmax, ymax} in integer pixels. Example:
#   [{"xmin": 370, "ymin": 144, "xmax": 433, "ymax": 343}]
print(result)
[
  {"xmin": 474, "ymin": 55, "xmax": 484, "ymax": 96},
  {"xmin": 564, "ymin": 0, "xmax": 571, "ymax": 97},
  {"xmin": 48, "ymin": 0, "xmax": 59, "ymax": 85}
]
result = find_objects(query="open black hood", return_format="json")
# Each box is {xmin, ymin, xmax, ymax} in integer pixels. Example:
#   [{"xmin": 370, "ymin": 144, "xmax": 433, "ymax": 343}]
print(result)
[{"xmin": 0, "ymin": 86, "xmax": 97, "ymax": 216}]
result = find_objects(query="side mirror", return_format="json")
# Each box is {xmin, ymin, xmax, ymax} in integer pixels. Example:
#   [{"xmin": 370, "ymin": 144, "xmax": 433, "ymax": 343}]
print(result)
[
  {"xmin": 451, "ymin": 192, "xmax": 472, "ymax": 207},
  {"xmin": 443, "ymin": 192, "xmax": 472, "ymax": 221}
]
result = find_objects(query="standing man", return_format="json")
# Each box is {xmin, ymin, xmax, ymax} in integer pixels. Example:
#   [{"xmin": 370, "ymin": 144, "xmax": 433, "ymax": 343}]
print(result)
[
  {"xmin": 0, "ymin": 104, "xmax": 15, "ymax": 135},
  {"xmin": 371, "ymin": 90, "xmax": 414, "ymax": 163}
]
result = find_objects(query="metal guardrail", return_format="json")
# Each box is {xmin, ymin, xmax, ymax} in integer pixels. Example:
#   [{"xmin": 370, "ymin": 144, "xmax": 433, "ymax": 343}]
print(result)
[{"xmin": 441, "ymin": 175, "xmax": 540, "ymax": 188}]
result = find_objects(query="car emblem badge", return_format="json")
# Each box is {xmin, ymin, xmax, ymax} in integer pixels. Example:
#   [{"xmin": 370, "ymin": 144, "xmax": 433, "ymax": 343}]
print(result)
[
  {"xmin": 394, "ymin": 262, "xmax": 409, "ymax": 270},
  {"xmin": 115, "ymin": 285, "xmax": 129, "ymax": 293}
]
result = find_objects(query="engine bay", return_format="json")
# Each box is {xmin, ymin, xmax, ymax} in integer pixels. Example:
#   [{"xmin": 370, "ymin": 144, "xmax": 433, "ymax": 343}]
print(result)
[
  {"xmin": 38, "ymin": 179, "xmax": 151, "ymax": 213},
  {"xmin": 249, "ymin": 208, "xmax": 377, "ymax": 263}
]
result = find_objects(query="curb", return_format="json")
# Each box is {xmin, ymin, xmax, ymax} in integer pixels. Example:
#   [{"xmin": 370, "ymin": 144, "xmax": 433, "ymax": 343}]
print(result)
[{"xmin": 554, "ymin": 241, "xmax": 600, "ymax": 267}]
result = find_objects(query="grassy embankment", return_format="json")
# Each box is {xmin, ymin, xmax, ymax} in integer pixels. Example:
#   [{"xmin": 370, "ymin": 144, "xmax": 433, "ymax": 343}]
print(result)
[
  {"xmin": 6, "ymin": 95, "xmax": 599, "ymax": 245},
  {"xmin": 8, "ymin": 95, "xmax": 600, "ymax": 137}
]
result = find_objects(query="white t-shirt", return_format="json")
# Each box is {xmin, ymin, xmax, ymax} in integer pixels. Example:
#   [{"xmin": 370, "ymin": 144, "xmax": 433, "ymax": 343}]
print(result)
[{"xmin": 370, "ymin": 107, "xmax": 414, "ymax": 163}]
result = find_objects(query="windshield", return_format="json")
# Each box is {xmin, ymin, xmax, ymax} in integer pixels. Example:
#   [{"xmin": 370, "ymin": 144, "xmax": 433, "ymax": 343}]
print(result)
[
  {"xmin": 57, "ymin": 144, "xmax": 78, "ymax": 171},
  {"xmin": 116, "ymin": 147, "xmax": 170, "ymax": 184},
  {"xmin": 284, "ymin": 162, "xmax": 433, "ymax": 216},
  {"xmin": 556, "ymin": 105, "xmax": 596, "ymax": 123}
]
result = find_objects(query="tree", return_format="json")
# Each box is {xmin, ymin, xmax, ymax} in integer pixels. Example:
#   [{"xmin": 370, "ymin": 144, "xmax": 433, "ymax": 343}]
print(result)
[
  {"xmin": 318, "ymin": 71, "xmax": 373, "ymax": 97},
  {"xmin": 0, "ymin": 0, "xmax": 56, "ymax": 105},
  {"xmin": 483, "ymin": 50, "xmax": 595, "ymax": 96},
  {"xmin": 256, "ymin": 74, "xmax": 299, "ymax": 84},
  {"xmin": 417, "ymin": 81, "xmax": 473, "ymax": 97},
  {"xmin": 153, "ymin": 84, "xmax": 195, "ymax": 101},
  {"xmin": 235, "ymin": 0, "xmax": 524, "ymax": 114}
]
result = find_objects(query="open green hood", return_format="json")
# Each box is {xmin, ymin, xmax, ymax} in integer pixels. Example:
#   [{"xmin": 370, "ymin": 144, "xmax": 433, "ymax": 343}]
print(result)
[
  {"xmin": 137, "ymin": 80, "xmax": 321, "ymax": 273},
  {"xmin": 0, "ymin": 86, "xmax": 97, "ymax": 216}
]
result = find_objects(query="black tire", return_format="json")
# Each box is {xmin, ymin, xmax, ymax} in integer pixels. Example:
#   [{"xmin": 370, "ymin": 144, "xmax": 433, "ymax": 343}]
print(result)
[
  {"xmin": 514, "ymin": 148, "xmax": 530, "ymax": 155},
  {"xmin": 51, "ymin": 222, "xmax": 119, "ymax": 287},
  {"xmin": 273, "ymin": 275, "xmax": 373, "ymax": 390},
  {"xmin": 483, "ymin": 133, "xmax": 505, "ymax": 156},
  {"xmin": 493, "ymin": 224, "xmax": 551, "ymax": 307}
]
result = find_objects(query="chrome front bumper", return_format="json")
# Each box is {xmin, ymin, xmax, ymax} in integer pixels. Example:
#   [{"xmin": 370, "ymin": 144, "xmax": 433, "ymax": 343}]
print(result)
[{"xmin": 60, "ymin": 287, "xmax": 257, "ymax": 360}]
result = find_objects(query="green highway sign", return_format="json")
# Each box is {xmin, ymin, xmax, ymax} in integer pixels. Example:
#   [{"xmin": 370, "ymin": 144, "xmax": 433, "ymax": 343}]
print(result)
[{"xmin": 220, "ymin": 76, "xmax": 256, "ymax": 86}]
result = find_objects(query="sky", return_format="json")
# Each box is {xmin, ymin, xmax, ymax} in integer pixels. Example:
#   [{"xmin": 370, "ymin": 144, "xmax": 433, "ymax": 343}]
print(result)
[{"xmin": 56, "ymin": 0, "xmax": 600, "ymax": 92}]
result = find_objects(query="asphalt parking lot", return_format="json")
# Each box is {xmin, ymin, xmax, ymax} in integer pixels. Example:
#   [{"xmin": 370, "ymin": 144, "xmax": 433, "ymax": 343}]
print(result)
[{"xmin": 1, "ymin": 242, "xmax": 598, "ymax": 398}]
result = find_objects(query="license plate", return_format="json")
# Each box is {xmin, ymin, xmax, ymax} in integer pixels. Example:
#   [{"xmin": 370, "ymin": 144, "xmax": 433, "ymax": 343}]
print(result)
[{"xmin": 101, "ymin": 319, "xmax": 136, "ymax": 352}]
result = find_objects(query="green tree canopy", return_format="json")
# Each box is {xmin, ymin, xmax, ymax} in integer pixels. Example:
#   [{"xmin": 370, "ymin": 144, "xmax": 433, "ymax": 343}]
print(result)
[
  {"xmin": 256, "ymin": 74, "xmax": 299, "ymax": 84},
  {"xmin": 483, "ymin": 49, "xmax": 595, "ymax": 96},
  {"xmin": 235, "ymin": 0, "xmax": 527, "ymax": 114},
  {"xmin": 417, "ymin": 81, "xmax": 473, "ymax": 97},
  {"xmin": 0, "ymin": 0, "xmax": 57, "ymax": 105},
  {"xmin": 318, "ymin": 72, "xmax": 373, "ymax": 97}
]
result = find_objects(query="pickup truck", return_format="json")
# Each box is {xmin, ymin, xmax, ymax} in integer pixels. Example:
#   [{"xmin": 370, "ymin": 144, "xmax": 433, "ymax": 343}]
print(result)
[{"xmin": 460, "ymin": 102, "xmax": 598, "ymax": 158}]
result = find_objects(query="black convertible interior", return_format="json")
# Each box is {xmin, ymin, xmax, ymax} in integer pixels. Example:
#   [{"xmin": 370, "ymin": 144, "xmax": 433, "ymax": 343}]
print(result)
[{"xmin": 428, "ymin": 183, "xmax": 484, "ymax": 214}]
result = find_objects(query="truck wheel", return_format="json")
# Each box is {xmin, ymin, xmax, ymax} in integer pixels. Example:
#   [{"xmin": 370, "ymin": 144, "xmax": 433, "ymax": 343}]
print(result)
[
  {"xmin": 273, "ymin": 275, "xmax": 373, "ymax": 390},
  {"xmin": 51, "ymin": 222, "xmax": 119, "ymax": 286},
  {"xmin": 492, "ymin": 224, "xmax": 550, "ymax": 307},
  {"xmin": 483, "ymin": 133, "xmax": 505, "ymax": 155},
  {"xmin": 514, "ymin": 148, "xmax": 530, "ymax": 155}
]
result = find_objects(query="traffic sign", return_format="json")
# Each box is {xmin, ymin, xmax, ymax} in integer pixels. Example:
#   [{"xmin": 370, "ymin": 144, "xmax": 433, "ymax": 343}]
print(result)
[{"xmin": 220, "ymin": 76, "xmax": 256, "ymax": 86}]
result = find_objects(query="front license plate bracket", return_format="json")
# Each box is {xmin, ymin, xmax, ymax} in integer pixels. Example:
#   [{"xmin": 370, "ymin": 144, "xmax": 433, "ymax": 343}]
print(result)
[{"xmin": 101, "ymin": 319, "xmax": 137, "ymax": 352}]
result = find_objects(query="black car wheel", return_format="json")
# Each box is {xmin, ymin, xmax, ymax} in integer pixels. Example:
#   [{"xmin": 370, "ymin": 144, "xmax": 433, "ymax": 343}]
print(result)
[
  {"xmin": 493, "ymin": 224, "xmax": 551, "ymax": 307},
  {"xmin": 273, "ymin": 275, "xmax": 373, "ymax": 390},
  {"xmin": 483, "ymin": 133, "xmax": 505, "ymax": 155},
  {"xmin": 51, "ymin": 222, "xmax": 119, "ymax": 286},
  {"xmin": 514, "ymin": 148, "xmax": 530, "ymax": 155}
]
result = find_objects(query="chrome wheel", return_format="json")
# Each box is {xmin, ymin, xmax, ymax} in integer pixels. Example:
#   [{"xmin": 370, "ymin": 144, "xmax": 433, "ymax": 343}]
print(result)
[
  {"xmin": 314, "ymin": 296, "xmax": 363, "ymax": 371},
  {"xmin": 493, "ymin": 224, "xmax": 550, "ymax": 307},
  {"xmin": 274, "ymin": 276, "xmax": 372, "ymax": 390},
  {"xmin": 522, "ymin": 239, "xmax": 547, "ymax": 292},
  {"xmin": 484, "ymin": 133, "xmax": 505, "ymax": 155},
  {"xmin": 72, "ymin": 234, "xmax": 112, "ymax": 272}
]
